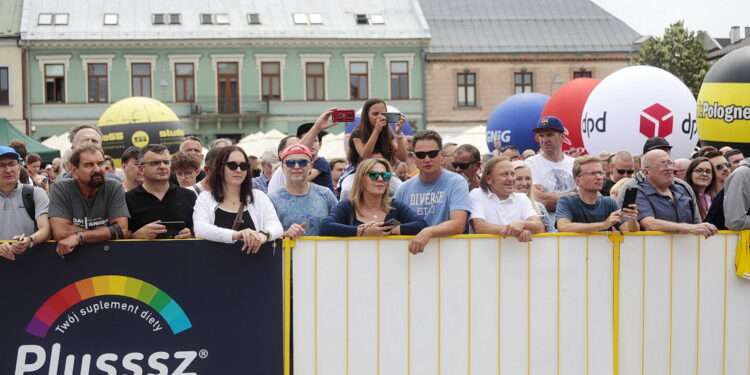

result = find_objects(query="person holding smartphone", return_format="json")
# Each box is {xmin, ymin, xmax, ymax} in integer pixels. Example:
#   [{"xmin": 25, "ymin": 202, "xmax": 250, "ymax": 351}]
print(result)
[
  {"xmin": 320, "ymin": 158, "xmax": 426, "ymax": 237},
  {"xmin": 348, "ymin": 98, "xmax": 408, "ymax": 168}
]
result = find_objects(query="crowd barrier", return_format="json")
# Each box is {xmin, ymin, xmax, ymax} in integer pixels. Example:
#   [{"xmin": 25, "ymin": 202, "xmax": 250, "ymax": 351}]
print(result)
[{"xmin": 288, "ymin": 232, "xmax": 749, "ymax": 375}]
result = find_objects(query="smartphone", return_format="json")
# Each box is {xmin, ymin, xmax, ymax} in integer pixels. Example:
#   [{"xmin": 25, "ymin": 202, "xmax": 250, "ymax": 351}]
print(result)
[
  {"xmin": 384, "ymin": 218, "xmax": 401, "ymax": 227},
  {"xmin": 332, "ymin": 109, "xmax": 356, "ymax": 123},
  {"xmin": 622, "ymin": 187, "xmax": 638, "ymax": 209},
  {"xmin": 382, "ymin": 112, "xmax": 401, "ymax": 123},
  {"xmin": 157, "ymin": 221, "xmax": 187, "ymax": 239}
]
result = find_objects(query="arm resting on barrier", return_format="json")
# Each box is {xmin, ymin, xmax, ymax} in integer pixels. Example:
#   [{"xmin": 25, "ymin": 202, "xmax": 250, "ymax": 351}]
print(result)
[
  {"xmin": 471, "ymin": 216, "xmax": 544, "ymax": 237},
  {"xmin": 638, "ymin": 217, "xmax": 717, "ymax": 237},
  {"xmin": 50, "ymin": 216, "xmax": 129, "ymax": 242},
  {"xmin": 409, "ymin": 210, "xmax": 468, "ymax": 254}
]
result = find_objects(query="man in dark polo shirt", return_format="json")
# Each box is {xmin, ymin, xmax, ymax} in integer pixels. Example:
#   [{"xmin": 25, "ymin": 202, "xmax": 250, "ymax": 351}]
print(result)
[
  {"xmin": 635, "ymin": 148, "xmax": 717, "ymax": 238},
  {"xmin": 126, "ymin": 144, "xmax": 196, "ymax": 239}
]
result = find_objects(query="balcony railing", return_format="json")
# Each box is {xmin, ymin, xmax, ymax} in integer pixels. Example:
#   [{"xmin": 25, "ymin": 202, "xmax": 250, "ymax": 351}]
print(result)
[{"xmin": 189, "ymin": 95, "xmax": 269, "ymax": 117}]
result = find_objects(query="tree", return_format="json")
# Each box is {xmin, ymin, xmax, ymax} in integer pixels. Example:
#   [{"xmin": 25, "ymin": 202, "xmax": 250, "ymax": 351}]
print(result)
[{"xmin": 637, "ymin": 21, "xmax": 710, "ymax": 97}]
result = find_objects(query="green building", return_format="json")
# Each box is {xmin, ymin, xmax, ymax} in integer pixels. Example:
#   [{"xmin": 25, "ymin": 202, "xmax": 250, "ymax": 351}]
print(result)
[{"xmin": 20, "ymin": 0, "xmax": 430, "ymax": 144}]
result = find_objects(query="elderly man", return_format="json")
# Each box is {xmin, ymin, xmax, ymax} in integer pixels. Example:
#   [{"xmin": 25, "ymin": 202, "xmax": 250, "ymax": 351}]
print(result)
[
  {"xmin": 395, "ymin": 130, "xmax": 471, "ymax": 254},
  {"xmin": 126, "ymin": 144, "xmax": 195, "ymax": 239},
  {"xmin": 601, "ymin": 151, "xmax": 635, "ymax": 196},
  {"xmin": 441, "ymin": 142, "xmax": 458, "ymax": 170},
  {"xmin": 0, "ymin": 146, "xmax": 51, "ymax": 260},
  {"xmin": 557, "ymin": 156, "xmax": 638, "ymax": 232},
  {"xmin": 269, "ymin": 144, "xmax": 338, "ymax": 238},
  {"xmin": 61, "ymin": 125, "xmax": 120, "ymax": 181},
  {"xmin": 177, "ymin": 136, "xmax": 206, "ymax": 182},
  {"xmin": 452, "ymin": 144, "xmax": 482, "ymax": 190},
  {"xmin": 673, "ymin": 158, "xmax": 691, "ymax": 181},
  {"xmin": 252, "ymin": 149, "xmax": 279, "ymax": 194},
  {"xmin": 49, "ymin": 143, "xmax": 130, "ymax": 258},
  {"xmin": 524, "ymin": 116, "xmax": 576, "ymax": 213},
  {"xmin": 634, "ymin": 149, "xmax": 717, "ymax": 237}
]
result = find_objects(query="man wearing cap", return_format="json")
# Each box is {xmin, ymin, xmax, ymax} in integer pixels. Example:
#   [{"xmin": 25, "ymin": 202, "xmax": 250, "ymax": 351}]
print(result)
[
  {"xmin": 0, "ymin": 146, "xmax": 51, "ymax": 260},
  {"xmin": 524, "ymin": 116, "xmax": 577, "ymax": 214},
  {"xmin": 269, "ymin": 144, "xmax": 338, "ymax": 238},
  {"xmin": 614, "ymin": 137, "xmax": 700, "ymax": 220}
]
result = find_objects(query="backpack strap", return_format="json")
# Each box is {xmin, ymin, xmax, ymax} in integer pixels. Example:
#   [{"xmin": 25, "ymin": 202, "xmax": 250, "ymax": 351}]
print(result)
[{"xmin": 21, "ymin": 184, "xmax": 38, "ymax": 231}]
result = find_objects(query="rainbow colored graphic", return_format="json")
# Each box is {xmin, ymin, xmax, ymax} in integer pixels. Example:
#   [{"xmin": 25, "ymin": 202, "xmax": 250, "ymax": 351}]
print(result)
[{"xmin": 26, "ymin": 275, "xmax": 192, "ymax": 338}]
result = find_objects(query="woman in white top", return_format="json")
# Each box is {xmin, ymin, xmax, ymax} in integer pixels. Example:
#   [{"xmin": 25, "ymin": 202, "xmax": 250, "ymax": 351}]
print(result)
[
  {"xmin": 193, "ymin": 146, "xmax": 282, "ymax": 253},
  {"xmin": 469, "ymin": 156, "xmax": 545, "ymax": 242},
  {"xmin": 511, "ymin": 160, "xmax": 556, "ymax": 233}
]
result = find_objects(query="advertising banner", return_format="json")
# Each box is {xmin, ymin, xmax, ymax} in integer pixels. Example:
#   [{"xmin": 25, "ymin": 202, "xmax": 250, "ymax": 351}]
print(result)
[{"xmin": 0, "ymin": 240, "xmax": 284, "ymax": 374}]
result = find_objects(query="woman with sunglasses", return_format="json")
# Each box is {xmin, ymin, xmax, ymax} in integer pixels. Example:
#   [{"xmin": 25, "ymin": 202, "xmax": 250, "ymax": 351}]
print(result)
[
  {"xmin": 685, "ymin": 157, "xmax": 717, "ymax": 221},
  {"xmin": 320, "ymin": 158, "xmax": 426, "ymax": 237},
  {"xmin": 193, "ymin": 146, "xmax": 282, "ymax": 253}
]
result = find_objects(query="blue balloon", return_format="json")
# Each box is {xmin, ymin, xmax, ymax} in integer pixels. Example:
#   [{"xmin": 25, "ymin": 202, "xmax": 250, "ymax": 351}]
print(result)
[
  {"xmin": 486, "ymin": 93, "xmax": 550, "ymax": 152},
  {"xmin": 345, "ymin": 116, "xmax": 413, "ymax": 136}
]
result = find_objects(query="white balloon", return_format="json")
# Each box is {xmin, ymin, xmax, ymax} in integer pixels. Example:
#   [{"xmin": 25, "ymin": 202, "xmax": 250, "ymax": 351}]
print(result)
[{"xmin": 581, "ymin": 66, "xmax": 698, "ymax": 158}]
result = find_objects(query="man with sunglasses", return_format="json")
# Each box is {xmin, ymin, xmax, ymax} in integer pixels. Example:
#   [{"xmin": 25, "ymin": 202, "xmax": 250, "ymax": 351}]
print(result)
[
  {"xmin": 125, "ymin": 144, "xmax": 196, "ymax": 239},
  {"xmin": 49, "ymin": 142, "xmax": 130, "ymax": 258},
  {"xmin": 600, "ymin": 151, "xmax": 634, "ymax": 196},
  {"xmin": 269, "ymin": 144, "xmax": 337, "ymax": 238},
  {"xmin": 395, "ymin": 130, "xmax": 471, "ymax": 254},
  {"xmin": 452, "ymin": 144, "xmax": 482, "ymax": 190}
]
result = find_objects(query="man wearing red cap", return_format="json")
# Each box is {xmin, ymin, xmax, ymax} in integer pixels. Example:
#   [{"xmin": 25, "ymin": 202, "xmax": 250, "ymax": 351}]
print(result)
[{"xmin": 269, "ymin": 144, "xmax": 338, "ymax": 238}]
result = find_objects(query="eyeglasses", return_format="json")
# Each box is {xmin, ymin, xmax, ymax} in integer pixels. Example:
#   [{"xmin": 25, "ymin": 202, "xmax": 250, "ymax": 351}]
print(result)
[
  {"xmin": 578, "ymin": 171, "xmax": 606, "ymax": 178},
  {"xmin": 452, "ymin": 161, "xmax": 475, "ymax": 170},
  {"xmin": 648, "ymin": 160, "xmax": 674, "ymax": 169},
  {"xmin": 284, "ymin": 159, "xmax": 310, "ymax": 168},
  {"xmin": 225, "ymin": 161, "xmax": 250, "ymax": 171},
  {"xmin": 0, "ymin": 160, "xmax": 20, "ymax": 170},
  {"xmin": 140, "ymin": 160, "xmax": 171, "ymax": 167},
  {"xmin": 367, "ymin": 171, "xmax": 392, "ymax": 181},
  {"xmin": 714, "ymin": 162, "xmax": 731, "ymax": 171},
  {"xmin": 175, "ymin": 171, "xmax": 195, "ymax": 177},
  {"xmin": 616, "ymin": 169, "xmax": 635, "ymax": 175},
  {"xmin": 414, "ymin": 150, "xmax": 440, "ymax": 159},
  {"xmin": 692, "ymin": 168, "xmax": 712, "ymax": 175}
]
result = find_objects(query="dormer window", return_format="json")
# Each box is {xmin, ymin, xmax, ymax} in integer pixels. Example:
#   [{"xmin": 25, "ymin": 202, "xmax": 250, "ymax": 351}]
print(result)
[
  {"xmin": 54, "ymin": 14, "xmax": 69, "ymax": 25},
  {"xmin": 169, "ymin": 14, "xmax": 181, "ymax": 25},
  {"xmin": 215, "ymin": 14, "xmax": 230, "ymax": 24},
  {"xmin": 153, "ymin": 14, "xmax": 165, "ymax": 25},
  {"xmin": 355, "ymin": 14, "xmax": 368, "ymax": 25},
  {"xmin": 356, "ymin": 14, "xmax": 385, "ymax": 25},
  {"xmin": 103, "ymin": 14, "xmax": 118, "ymax": 25},
  {"xmin": 247, "ymin": 13, "xmax": 261, "ymax": 25},
  {"xmin": 308, "ymin": 13, "xmax": 323, "ymax": 24},
  {"xmin": 38, "ymin": 14, "xmax": 53, "ymax": 25},
  {"xmin": 293, "ymin": 13, "xmax": 308, "ymax": 24},
  {"xmin": 38, "ymin": 13, "xmax": 69, "ymax": 25},
  {"xmin": 293, "ymin": 13, "xmax": 323, "ymax": 25}
]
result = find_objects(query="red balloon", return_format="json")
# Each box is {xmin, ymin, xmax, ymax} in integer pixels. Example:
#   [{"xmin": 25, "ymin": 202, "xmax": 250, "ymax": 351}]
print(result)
[{"xmin": 541, "ymin": 78, "xmax": 600, "ymax": 155}]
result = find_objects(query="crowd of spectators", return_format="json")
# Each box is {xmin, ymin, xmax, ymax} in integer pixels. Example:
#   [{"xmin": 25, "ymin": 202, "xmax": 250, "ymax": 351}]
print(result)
[{"xmin": 1, "ymin": 102, "xmax": 749, "ymax": 261}]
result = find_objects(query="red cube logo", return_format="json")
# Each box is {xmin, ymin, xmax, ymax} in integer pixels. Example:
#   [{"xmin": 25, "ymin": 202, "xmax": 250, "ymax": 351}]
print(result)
[{"xmin": 640, "ymin": 103, "xmax": 673, "ymax": 138}]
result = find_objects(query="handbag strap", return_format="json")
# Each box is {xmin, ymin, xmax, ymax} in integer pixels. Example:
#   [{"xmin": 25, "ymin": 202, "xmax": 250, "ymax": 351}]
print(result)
[{"xmin": 231, "ymin": 202, "xmax": 246, "ymax": 231}]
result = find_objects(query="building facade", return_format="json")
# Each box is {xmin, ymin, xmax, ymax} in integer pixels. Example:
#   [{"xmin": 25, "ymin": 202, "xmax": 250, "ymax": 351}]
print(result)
[
  {"xmin": 20, "ymin": 0, "xmax": 430, "ymax": 143},
  {"xmin": 0, "ymin": 0, "xmax": 25, "ymax": 132},
  {"xmin": 420, "ymin": 0, "xmax": 641, "ymax": 134}
]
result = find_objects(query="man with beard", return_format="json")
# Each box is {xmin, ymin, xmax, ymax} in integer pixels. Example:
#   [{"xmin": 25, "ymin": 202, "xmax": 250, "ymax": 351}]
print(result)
[
  {"xmin": 126, "ymin": 144, "xmax": 196, "ymax": 239},
  {"xmin": 49, "ymin": 142, "xmax": 129, "ymax": 258}
]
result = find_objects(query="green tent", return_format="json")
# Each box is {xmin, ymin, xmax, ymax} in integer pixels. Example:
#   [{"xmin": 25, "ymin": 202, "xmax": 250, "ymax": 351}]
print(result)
[{"xmin": 0, "ymin": 118, "xmax": 60, "ymax": 163}]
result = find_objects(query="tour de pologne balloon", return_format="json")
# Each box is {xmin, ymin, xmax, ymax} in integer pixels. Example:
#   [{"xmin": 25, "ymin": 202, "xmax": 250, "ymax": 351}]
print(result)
[
  {"xmin": 541, "ymin": 78, "xmax": 601, "ymax": 156},
  {"xmin": 486, "ymin": 93, "xmax": 550, "ymax": 153}
]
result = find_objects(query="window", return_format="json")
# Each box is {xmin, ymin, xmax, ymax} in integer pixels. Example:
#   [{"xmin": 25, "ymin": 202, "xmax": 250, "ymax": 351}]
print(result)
[
  {"xmin": 38, "ymin": 14, "xmax": 53, "ymax": 25},
  {"xmin": 200, "ymin": 14, "xmax": 213, "ymax": 24},
  {"xmin": 457, "ymin": 73, "xmax": 476, "ymax": 107},
  {"xmin": 0, "ymin": 67, "xmax": 8, "ymax": 106},
  {"xmin": 87, "ymin": 63, "xmax": 108, "ymax": 103},
  {"xmin": 39, "ymin": 13, "xmax": 68, "ymax": 25},
  {"xmin": 293, "ymin": 13, "xmax": 309, "ymax": 24},
  {"xmin": 131, "ymin": 63, "xmax": 151, "ymax": 97},
  {"xmin": 215, "ymin": 14, "xmax": 230, "ymax": 24},
  {"xmin": 356, "ymin": 14, "xmax": 384, "ymax": 25},
  {"xmin": 390, "ymin": 61, "xmax": 409, "ymax": 99},
  {"xmin": 573, "ymin": 70, "xmax": 592, "ymax": 79},
  {"xmin": 305, "ymin": 62, "xmax": 325, "ymax": 101},
  {"xmin": 293, "ymin": 13, "xmax": 322, "ymax": 24},
  {"xmin": 44, "ymin": 64, "xmax": 65, "ymax": 103},
  {"xmin": 153, "ymin": 14, "xmax": 165, "ymax": 24},
  {"xmin": 175, "ymin": 63, "xmax": 194, "ymax": 102},
  {"xmin": 103, "ymin": 14, "xmax": 118, "ymax": 25},
  {"xmin": 54, "ymin": 14, "xmax": 68, "ymax": 25},
  {"xmin": 355, "ymin": 14, "xmax": 368, "ymax": 25},
  {"xmin": 369, "ymin": 14, "xmax": 384, "ymax": 24},
  {"xmin": 308, "ymin": 13, "xmax": 323, "ymax": 24},
  {"xmin": 261, "ymin": 62, "xmax": 280, "ymax": 101},
  {"xmin": 514, "ymin": 72, "xmax": 533, "ymax": 94},
  {"xmin": 247, "ymin": 13, "xmax": 261, "ymax": 25},
  {"xmin": 349, "ymin": 62, "xmax": 368, "ymax": 100},
  {"xmin": 217, "ymin": 62, "xmax": 239, "ymax": 113},
  {"xmin": 169, "ymin": 13, "xmax": 181, "ymax": 24}
]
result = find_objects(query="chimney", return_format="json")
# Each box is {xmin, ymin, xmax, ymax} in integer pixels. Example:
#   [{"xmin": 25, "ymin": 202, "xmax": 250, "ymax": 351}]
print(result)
[{"xmin": 730, "ymin": 26, "xmax": 740, "ymax": 44}]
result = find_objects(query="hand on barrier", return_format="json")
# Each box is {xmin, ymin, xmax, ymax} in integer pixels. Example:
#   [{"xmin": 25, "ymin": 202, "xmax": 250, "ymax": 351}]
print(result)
[
  {"xmin": 56, "ymin": 234, "xmax": 80, "ymax": 259},
  {"xmin": 689, "ymin": 222, "xmax": 718, "ymax": 238},
  {"xmin": 517, "ymin": 229, "xmax": 533, "ymax": 242},
  {"xmin": 409, "ymin": 229, "xmax": 432, "ymax": 254},
  {"xmin": 361, "ymin": 222, "xmax": 395, "ymax": 237},
  {"xmin": 284, "ymin": 223, "xmax": 307, "ymax": 239},
  {"xmin": 174, "ymin": 228, "xmax": 193, "ymax": 239},
  {"xmin": 235, "ymin": 229, "xmax": 266, "ymax": 254},
  {"xmin": 11, "ymin": 235, "xmax": 32, "ymax": 255},
  {"xmin": 132, "ymin": 221, "xmax": 168, "ymax": 240},
  {"xmin": 500, "ymin": 221, "xmax": 526, "ymax": 238},
  {"xmin": 0, "ymin": 242, "xmax": 16, "ymax": 261}
]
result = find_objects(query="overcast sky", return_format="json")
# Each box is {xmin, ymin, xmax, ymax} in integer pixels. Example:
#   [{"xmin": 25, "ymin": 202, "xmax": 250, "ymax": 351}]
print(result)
[{"xmin": 591, "ymin": 0, "xmax": 749, "ymax": 38}]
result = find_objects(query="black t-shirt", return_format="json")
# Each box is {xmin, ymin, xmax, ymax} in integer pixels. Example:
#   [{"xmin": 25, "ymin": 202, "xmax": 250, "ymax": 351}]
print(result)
[
  {"xmin": 311, "ymin": 157, "xmax": 335, "ymax": 193},
  {"xmin": 214, "ymin": 207, "xmax": 256, "ymax": 230},
  {"xmin": 125, "ymin": 183, "xmax": 197, "ymax": 234},
  {"xmin": 600, "ymin": 178, "xmax": 616, "ymax": 196}
]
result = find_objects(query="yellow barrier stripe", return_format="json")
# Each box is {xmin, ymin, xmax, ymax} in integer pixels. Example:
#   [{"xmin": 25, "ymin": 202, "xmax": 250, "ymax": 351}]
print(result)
[
  {"xmin": 283, "ymin": 238, "xmax": 292, "ymax": 375},
  {"xmin": 586, "ymin": 235, "xmax": 590, "ymax": 375},
  {"xmin": 346, "ymin": 240, "xmax": 350, "ymax": 375},
  {"xmin": 557, "ymin": 236, "xmax": 561, "ymax": 375},
  {"xmin": 497, "ymin": 238, "xmax": 502, "ymax": 375},
  {"xmin": 609, "ymin": 232, "xmax": 623, "ymax": 375},
  {"xmin": 696, "ymin": 236, "xmax": 701, "ymax": 375},
  {"xmin": 641, "ymin": 235, "xmax": 646, "ymax": 375},
  {"xmin": 377, "ymin": 240, "xmax": 381, "ymax": 375},
  {"xmin": 468, "ymin": 239, "xmax": 472, "ymax": 375},
  {"xmin": 408, "ymin": 240, "xmax": 412, "ymax": 375},
  {"xmin": 669, "ymin": 235, "xmax": 673, "ymax": 375},
  {"xmin": 528, "ymin": 241, "xmax": 532, "ymax": 375},
  {"xmin": 722, "ymin": 234, "xmax": 727, "ymax": 375},
  {"xmin": 315, "ymin": 240, "xmax": 319, "ymax": 375},
  {"xmin": 438, "ymin": 238, "xmax": 442, "ymax": 375}
]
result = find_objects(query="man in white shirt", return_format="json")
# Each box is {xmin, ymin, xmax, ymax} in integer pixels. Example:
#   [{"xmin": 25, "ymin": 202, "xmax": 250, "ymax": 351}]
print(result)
[{"xmin": 524, "ymin": 116, "xmax": 576, "ymax": 215}]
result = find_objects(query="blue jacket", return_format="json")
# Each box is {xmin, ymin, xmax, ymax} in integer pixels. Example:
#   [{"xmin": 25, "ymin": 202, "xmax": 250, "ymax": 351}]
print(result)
[{"xmin": 320, "ymin": 199, "xmax": 427, "ymax": 236}]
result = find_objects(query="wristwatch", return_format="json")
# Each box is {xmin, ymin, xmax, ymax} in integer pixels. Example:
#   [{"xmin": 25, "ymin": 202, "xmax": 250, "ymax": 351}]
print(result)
[{"xmin": 258, "ymin": 230, "xmax": 271, "ymax": 242}]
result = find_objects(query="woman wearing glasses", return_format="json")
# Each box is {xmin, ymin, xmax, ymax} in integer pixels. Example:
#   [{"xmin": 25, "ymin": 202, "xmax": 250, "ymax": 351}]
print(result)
[
  {"xmin": 685, "ymin": 157, "xmax": 717, "ymax": 221},
  {"xmin": 320, "ymin": 158, "xmax": 426, "ymax": 237},
  {"xmin": 193, "ymin": 146, "xmax": 282, "ymax": 253}
]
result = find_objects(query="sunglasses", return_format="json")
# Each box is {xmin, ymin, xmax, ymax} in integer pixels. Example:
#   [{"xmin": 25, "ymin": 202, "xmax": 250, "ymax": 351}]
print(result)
[
  {"xmin": 367, "ymin": 171, "xmax": 392, "ymax": 181},
  {"xmin": 284, "ymin": 159, "xmax": 310, "ymax": 168},
  {"xmin": 616, "ymin": 169, "xmax": 634, "ymax": 175},
  {"xmin": 452, "ymin": 161, "xmax": 475, "ymax": 170},
  {"xmin": 414, "ymin": 150, "xmax": 440, "ymax": 159},
  {"xmin": 715, "ymin": 162, "xmax": 731, "ymax": 171},
  {"xmin": 225, "ymin": 161, "xmax": 250, "ymax": 171},
  {"xmin": 141, "ymin": 159, "xmax": 171, "ymax": 167}
]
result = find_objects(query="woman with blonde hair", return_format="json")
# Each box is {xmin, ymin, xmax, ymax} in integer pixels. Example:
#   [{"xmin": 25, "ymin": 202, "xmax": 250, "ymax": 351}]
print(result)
[
  {"xmin": 511, "ymin": 160, "xmax": 554, "ymax": 232},
  {"xmin": 320, "ymin": 158, "xmax": 426, "ymax": 236}
]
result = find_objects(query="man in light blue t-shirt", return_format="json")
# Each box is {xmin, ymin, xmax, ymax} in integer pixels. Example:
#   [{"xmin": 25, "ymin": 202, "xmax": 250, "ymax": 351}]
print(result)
[
  {"xmin": 269, "ymin": 144, "xmax": 337, "ymax": 237},
  {"xmin": 395, "ymin": 130, "xmax": 471, "ymax": 254}
]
